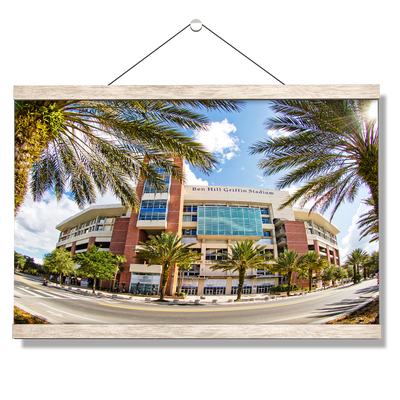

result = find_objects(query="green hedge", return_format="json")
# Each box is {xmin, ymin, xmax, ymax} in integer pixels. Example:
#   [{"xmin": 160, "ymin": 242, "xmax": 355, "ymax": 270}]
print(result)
[{"xmin": 269, "ymin": 284, "xmax": 300, "ymax": 293}]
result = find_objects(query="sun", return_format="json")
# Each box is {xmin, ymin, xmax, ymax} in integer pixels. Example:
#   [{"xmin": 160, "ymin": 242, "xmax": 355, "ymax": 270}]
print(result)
[{"xmin": 368, "ymin": 101, "xmax": 378, "ymax": 121}]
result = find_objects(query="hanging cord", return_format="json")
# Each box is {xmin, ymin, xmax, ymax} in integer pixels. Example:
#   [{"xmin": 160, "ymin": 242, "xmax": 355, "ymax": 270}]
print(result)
[{"xmin": 106, "ymin": 17, "xmax": 286, "ymax": 85}]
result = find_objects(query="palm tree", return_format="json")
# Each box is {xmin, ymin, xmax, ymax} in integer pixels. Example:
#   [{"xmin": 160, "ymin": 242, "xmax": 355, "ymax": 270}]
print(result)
[
  {"xmin": 249, "ymin": 100, "xmax": 378, "ymax": 231},
  {"xmin": 210, "ymin": 240, "xmax": 269, "ymax": 301},
  {"xmin": 176, "ymin": 260, "xmax": 195, "ymax": 296},
  {"xmin": 271, "ymin": 250, "xmax": 302, "ymax": 296},
  {"xmin": 299, "ymin": 251, "xmax": 328, "ymax": 292},
  {"xmin": 296, "ymin": 264, "xmax": 309, "ymax": 290},
  {"xmin": 135, "ymin": 232, "xmax": 201, "ymax": 301},
  {"xmin": 357, "ymin": 197, "xmax": 379, "ymax": 243},
  {"xmin": 345, "ymin": 248, "xmax": 370, "ymax": 284},
  {"xmin": 111, "ymin": 254, "xmax": 127, "ymax": 292},
  {"xmin": 14, "ymin": 100, "xmax": 243, "ymax": 215}
]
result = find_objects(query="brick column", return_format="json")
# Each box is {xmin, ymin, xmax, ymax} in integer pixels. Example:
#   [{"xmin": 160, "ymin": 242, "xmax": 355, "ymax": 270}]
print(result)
[
  {"xmin": 70, "ymin": 241, "xmax": 77, "ymax": 256},
  {"xmin": 119, "ymin": 175, "xmax": 147, "ymax": 292},
  {"xmin": 165, "ymin": 158, "xmax": 185, "ymax": 296}
]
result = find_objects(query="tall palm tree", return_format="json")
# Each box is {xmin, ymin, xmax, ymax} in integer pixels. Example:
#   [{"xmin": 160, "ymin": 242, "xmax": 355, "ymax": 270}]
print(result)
[
  {"xmin": 271, "ymin": 249, "xmax": 302, "ymax": 296},
  {"xmin": 299, "ymin": 251, "xmax": 328, "ymax": 292},
  {"xmin": 15, "ymin": 100, "xmax": 243, "ymax": 215},
  {"xmin": 135, "ymin": 232, "xmax": 201, "ymax": 301},
  {"xmin": 249, "ymin": 100, "xmax": 378, "ymax": 232},
  {"xmin": 210, "ymin": 240, "xmax": 269, "ymax": 301},
  {"xmin": 345, "ymin": 248, "xmax": 370, "ymax": 284}
]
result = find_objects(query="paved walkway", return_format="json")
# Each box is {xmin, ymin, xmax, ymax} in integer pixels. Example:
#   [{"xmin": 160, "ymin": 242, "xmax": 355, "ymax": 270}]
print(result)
[{"xmin": 42, "ymin": 279, "xmax": 355, "ymax": 305}]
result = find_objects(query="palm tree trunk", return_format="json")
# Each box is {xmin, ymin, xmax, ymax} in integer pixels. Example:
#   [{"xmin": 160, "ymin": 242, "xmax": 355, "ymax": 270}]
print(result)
[
  {"xmin": 159, "ymin": 265, "xmax": 169, "ymax": 301},
  {"xmin": 362, "ymin": 159, "xmax": 379, "ymax": 220},
  {"xmin": 236, "ymin": 270, "xmax": 246, "ymax": 301},
  {"xmin": 177, "ymin": 269, "xmax": 184, "ymax": 295},
  {"xmin": 309, "ymin": 268, "xmax": 312, "ymax": 292},
  {"xmin": 353, "ymin": 266, "xmax": 357, "ymax": 284},
  {"xmin": 287, "ymin": 271, "xmax": 292, "ymax": 296}
]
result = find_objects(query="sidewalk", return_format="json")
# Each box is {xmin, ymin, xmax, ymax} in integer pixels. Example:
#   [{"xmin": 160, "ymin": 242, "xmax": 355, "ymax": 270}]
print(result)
[{"xmin": 43, "ymin": 279, "xmax": 353, "ymax": 305}]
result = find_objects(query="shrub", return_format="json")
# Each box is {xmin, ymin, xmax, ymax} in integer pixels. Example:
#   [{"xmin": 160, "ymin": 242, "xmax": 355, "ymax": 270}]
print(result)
[
  {"xmin": 14, "ymin": 306, "xmax": 50, "ymax": 324},
  {"xmin": 269, "ymin": 284, "xmax": 300, "ymax": 293}
]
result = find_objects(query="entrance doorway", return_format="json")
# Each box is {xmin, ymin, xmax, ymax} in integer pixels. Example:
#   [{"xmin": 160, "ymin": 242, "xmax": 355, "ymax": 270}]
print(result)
[{"xmin": 204, "ymin": 287, "xmax": 226, "ymax": 295}]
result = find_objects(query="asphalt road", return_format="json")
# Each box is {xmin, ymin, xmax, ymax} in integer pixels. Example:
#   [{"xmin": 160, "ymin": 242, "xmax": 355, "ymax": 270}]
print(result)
[{"xmin": 14, "ymin": 274, "xmax": 379, "ymax": 324}]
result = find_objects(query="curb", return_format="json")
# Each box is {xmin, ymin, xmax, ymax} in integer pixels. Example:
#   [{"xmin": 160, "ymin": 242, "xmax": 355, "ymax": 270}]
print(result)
[{"xmin": 25, "ymin": 275, "xmax": 357, "ymax": 306}]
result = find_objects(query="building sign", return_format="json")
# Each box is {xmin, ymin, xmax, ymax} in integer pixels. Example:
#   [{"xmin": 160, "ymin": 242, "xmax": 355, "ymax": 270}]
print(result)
[{"xmin": 191, "ymin": 186, "xmax": 275, "ymax": 195}]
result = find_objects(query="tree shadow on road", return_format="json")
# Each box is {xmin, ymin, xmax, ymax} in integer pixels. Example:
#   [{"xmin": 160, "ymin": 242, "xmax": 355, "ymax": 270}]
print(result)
[
  {"xmin": 355, "ymin": 285, "xmax": 379, "ymax": 296},
  {"xmin": 307, "ymin": 298, "xmax": 375, "ymax": 320}
]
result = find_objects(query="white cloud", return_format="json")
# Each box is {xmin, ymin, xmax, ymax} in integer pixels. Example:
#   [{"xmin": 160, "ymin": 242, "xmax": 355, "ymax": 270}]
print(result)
[
  {"xmin": 15, "ymin": 192, "xmax": 81, "ymax": 255},
  {"xmin": 266, "ymin": 129, "xmax": 291, "ymax": 139},
  {"xmin": 192, "ymin": 119, "xmax": 240, "ymax": 163},
  {"xmin": 255, "ymin": 175, "xmax": 266, "ymax": 187},
  {"xmin": 339, "ymin": 202, "xmax": 378, "ymax": 262},
  {"xmin": 14, "ymin": 189, "xmax": 124, "ymax": 256},
  {"xmin": 185, "ymin": 163, "xmax": 208, "ymax": 185},
  {"xmin": 216, "ymin": 168, "xmax": 223, "ymax": 173}
]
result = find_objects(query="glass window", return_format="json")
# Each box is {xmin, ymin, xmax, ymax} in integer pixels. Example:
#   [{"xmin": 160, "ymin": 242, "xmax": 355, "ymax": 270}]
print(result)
[
  {"xmin": 206, "ymin": 249, "xmax": 227, "ymax": 260},
  {"xmin": 182, "ymin": 229, "xmax": 197, "ymax": 236},
  {"xmin": 197, "ymin": 206, "xmax": 263, "ymax": 237}
]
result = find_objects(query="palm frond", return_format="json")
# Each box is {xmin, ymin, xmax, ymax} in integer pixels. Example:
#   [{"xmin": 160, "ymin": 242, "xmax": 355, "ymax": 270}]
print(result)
[
  {"xmin": 15, "ymin": 99, "xmax": 242, "ymax": 213},
  {"xmin": 249, "ymin": 99, "xmax": 379, "ymax": 236}
]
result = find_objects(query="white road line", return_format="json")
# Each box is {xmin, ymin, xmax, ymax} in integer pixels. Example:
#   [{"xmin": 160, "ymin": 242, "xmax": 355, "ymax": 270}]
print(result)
[
  {"xmin": 16, "ymin": 287, "xmax": 44, "ymax": 297},
  {"xmin": 20, "ymin": 286, "xmax": 97, "ymax": 301},
  {"xmin": 38, "ymin": 303, "xmax": 105, "ymax": 322},
  {"xmin": 31, "ymin": 289, "xmax": 65, "ymax": 298}
]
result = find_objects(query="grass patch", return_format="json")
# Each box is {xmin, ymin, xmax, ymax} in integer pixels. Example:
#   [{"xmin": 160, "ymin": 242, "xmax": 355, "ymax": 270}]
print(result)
[
  {"xmin": 325, "ymin": 296, "xmax": 379, "ymax": 324},
  {"xmin": 14, "ymin": 306, "xmax": 50, "ymax": 324}
]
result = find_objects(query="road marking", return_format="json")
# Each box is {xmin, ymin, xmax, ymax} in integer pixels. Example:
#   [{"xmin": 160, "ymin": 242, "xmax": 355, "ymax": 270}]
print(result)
[
  {"xmin": 17, "ymin": 287, "xmax": 44, "ymax": 297},
  {"xmin": 31, "ymin": 289, "xmax": 65, "ymax": 298},
  {"xmin": 98, "ymin": 292, "xmax": 338, "ymax": 313},
  {"xmin": 16, "ymin": 275, "xmax": 41, "ymax": 288},
  {"xmin": 38, "ymin": 303, "xmax": 104, "ymax": 322},
  {"xmin": 16, "ymin": 276, "xmax": 97, "ymax": 301}
]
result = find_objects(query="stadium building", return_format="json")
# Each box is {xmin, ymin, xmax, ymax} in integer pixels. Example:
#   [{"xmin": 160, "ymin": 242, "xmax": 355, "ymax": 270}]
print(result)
[{"xmin": 55, "ymin": 159, "xmax": 340, "ymax": 295}]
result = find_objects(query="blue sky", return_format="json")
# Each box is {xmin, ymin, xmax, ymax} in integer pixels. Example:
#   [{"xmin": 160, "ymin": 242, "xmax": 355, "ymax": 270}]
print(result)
[{"xmin": 14, "ymin": 100, "xmax": 378, "ymax": 263}]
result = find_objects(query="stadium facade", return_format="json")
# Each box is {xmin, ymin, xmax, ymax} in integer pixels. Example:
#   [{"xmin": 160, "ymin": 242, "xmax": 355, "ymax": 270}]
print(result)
[{"xmin": 56, "ymin": 160, "xmax": 340, "ymax": 295}]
